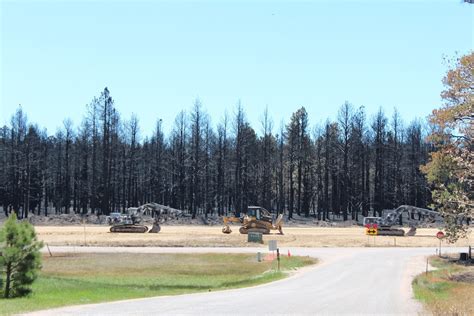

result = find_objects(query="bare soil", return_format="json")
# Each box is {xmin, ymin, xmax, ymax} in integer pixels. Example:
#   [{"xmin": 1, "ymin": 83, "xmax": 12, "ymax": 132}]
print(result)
[
  {"xmin": 449, "ymin": 271, "xmax": 474, "ymax": 283},
  {"xmin": 35, "ymin": 225, "xmax": 474, "ymax": 248}
]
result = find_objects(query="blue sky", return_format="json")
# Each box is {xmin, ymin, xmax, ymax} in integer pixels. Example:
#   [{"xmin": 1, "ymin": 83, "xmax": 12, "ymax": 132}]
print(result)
[{"xmin": 1, "ymin": 0, "xmax": 473, "ymax": 137}]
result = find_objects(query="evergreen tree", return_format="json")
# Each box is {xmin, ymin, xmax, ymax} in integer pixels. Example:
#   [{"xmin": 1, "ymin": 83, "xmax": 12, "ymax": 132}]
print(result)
[{"xmin": 0, "ymin": 213, "xmax": 43, "ymax": 298}]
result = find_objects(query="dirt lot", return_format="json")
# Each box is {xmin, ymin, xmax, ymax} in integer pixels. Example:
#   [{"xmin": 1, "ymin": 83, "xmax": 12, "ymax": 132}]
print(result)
[{"xmin": 35, "ymin": 225, "xmax": 474, "ymax": 248}]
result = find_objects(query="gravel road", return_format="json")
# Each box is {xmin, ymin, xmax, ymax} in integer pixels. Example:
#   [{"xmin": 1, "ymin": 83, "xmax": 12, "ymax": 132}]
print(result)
[{"xmin": 26, "ymin": 246, "xmax": 460, "ymax": 315}]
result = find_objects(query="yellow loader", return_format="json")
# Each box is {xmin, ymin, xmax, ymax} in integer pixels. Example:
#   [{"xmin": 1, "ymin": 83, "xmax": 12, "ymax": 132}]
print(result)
[{"xmin": 222, "ymin": 206, "xmax": 284, "ymax": 235}]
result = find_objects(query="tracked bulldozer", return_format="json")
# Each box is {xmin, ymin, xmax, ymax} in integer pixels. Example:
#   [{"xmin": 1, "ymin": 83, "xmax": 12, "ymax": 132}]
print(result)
[
  {"xmin": 363, "ymin": 205, "xmax": 440, "ymax": 236},
  {"xmin": 222, "ymin": 206, "xmax": 284, "ymax": 235},
  {"xmin": 107, "ymin": 203, "xmax": 181, "ymax": 233}
]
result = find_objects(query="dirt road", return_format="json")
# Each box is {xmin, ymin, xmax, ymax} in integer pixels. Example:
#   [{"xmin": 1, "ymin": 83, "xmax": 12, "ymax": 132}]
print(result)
[
  {"xmin": 35, "ymin": 225, "xmax": 473, "ymax": 247},
  {"xmin": 28, "ymin": 246, "xmax": 460, "ymax": 315}
]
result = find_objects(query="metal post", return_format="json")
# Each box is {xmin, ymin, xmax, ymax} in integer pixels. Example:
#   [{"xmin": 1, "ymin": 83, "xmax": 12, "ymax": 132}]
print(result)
[
  {"xmin": 46, "ymin": 243, "xmax": 53, "ymax": 257},
  {"xmin": 277, "ymin": 248, "xmax": 280, "ymax": 271},
  {"xmin": 426, "ymin": 257, "xmax": 428, "ymax": 276},
  {"xmin": 439, "ymin": 239, "xmax": 441, "ymax": 257},
  {"xmin": 84, "ymin": 222, "xmax": 87, "ymax": 246}
]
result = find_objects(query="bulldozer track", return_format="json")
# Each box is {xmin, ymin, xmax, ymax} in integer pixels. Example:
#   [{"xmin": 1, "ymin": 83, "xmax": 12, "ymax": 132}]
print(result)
[
  {"xmin": 109, "ymin": 225, "xmax": 149, "ymax": 233},
  {"xmin": 377, "ymin": 228, "xmax": 405, "ymax": 236},
  {"xmin": 239, "ymin": 227, "xmax": 270, "ymax": 234}
]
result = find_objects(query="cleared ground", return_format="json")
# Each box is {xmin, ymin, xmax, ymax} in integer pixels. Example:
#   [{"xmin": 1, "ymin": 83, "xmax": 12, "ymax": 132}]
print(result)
[{"xmin": 35, "ymin": 225, "xmax": 474, "ymax": 248}]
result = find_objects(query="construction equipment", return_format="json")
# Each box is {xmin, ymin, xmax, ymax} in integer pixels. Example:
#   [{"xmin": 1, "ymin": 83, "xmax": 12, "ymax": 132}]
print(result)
[
  {"xmin": 363, "ymin": 205, "xmax": 440, "ymax": 236},
  {"xmin": 108, "ymin": 203, "xmax": 181, "ymax": 233},
  {"xmin": 222, "ymin": 216, "xmax": 243, "ymax": 233},
  {"xmin": 222, "ymin": 206, "xmax": 284, "ymax": 235}
]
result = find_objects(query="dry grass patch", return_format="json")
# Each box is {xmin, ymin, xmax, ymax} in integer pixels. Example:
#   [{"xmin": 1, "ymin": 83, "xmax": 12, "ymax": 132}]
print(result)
[{"xmin": 413, "ymin": 256, "xmax": 474, "ymax": 315}]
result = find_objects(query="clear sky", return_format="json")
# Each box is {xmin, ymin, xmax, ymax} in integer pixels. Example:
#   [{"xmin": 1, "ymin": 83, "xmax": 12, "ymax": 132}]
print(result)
[{"xmin": 1, "ymin": 0, "xmax": 473, "ymax": 137}]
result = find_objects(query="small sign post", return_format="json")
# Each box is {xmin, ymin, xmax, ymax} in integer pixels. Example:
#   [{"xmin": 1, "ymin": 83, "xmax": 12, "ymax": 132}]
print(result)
[
  {"xmin": 82, "ymin": 216, "xmax": 87, "ymax": 246},
  {"xmin": 248, "ymin": 232, "xmax": 263, "ymax": 243},
  {"xmin": 365, "ymin": 223, "xmax": 378, "ymax": 236},
  {"xmin": 276, "ymin": 248, "xmax": 280, "ymax": 271},
  {"xmin": 268, "ymin": 240, "xmax": 277, "ymax": 251},
  {"xmin": 436, "ymin": 231, "xmax": 445, "ymax": 257}
]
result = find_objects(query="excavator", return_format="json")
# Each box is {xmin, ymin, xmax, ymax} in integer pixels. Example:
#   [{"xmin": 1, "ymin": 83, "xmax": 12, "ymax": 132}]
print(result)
[
  {"xmin": 222, "ymin": 206, "xmax": 284, "ymax": 235},
  {"xmin": 363, "ymin": 205, "xmax": 440, "ymax": 236},
  {"xmin": 107, "ymin": 203, "xmax": 181, "ymax": 233}
]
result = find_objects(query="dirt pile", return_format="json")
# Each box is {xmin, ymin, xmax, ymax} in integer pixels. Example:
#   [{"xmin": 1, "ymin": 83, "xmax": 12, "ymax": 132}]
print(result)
[
  {"xmin": 21, "ymin": 213, "xmax": 223, "ymax": 227},
  {"xmin": 450, "ymin": 270, "xmax": 474, "ymax": 283},
  {"xmin": 27, "ymin": 213, "xmax": 107, "ymax": 226}
]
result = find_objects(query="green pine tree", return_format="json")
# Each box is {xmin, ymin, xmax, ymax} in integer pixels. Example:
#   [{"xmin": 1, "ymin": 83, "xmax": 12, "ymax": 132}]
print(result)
[{"xmin": 0, "ymin": 213, "xmax": 43, "ymax": 298}]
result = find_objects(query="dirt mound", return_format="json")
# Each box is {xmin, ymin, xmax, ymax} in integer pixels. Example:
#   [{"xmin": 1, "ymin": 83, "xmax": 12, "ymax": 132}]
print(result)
[
  {"xmin": 450, "ymin": 271, "xmax": 474, "ymax": 283},
  {"xmin": 23, "ymin": 213, "xmax": 223, "ymax": 227},
  {"xmin": 284, "ymin": 214, "xmax": 360, "ymax": 227},
  {"xmin": 162, "ymin": 214, "xmax": 221, "ymax": 226},
  {"xmin": 27, "ymin": 213, "xmax": 107, "ymax": 226}
]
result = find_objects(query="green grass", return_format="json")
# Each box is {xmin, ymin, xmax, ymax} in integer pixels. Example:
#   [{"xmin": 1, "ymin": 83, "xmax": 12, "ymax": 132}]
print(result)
[
  {"xmin": 0, "ymin": 253, "xmax": 316, "ymax": 315},
  {"xmin": 412, "ymin": 256, "xmax": 474, "ymax": 315},
  {"xmin": 413, "ymin": 258, "xmax": 456, "ymax": 301}
]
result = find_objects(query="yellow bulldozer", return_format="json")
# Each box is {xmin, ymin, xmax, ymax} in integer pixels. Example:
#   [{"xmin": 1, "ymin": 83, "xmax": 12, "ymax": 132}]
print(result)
[{"xmin": 222, "ymin": 206, "xmax": 284, "ymax": 235}]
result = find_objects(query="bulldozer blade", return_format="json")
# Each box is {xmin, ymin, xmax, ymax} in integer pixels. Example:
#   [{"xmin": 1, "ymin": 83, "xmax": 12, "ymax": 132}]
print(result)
[
  {"xmin": 149, "ymin": 224, "xmax": 161, "ymax": 233},
  {"xmin": 405, "ymin": 227, "xmax": 417, "ymax": 236}
]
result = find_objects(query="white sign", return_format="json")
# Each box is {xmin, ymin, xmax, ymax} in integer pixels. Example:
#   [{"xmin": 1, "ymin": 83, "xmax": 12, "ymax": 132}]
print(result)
[{"xmin": 268, "ymin": 240, "xmax": 277, "ymax": 251}]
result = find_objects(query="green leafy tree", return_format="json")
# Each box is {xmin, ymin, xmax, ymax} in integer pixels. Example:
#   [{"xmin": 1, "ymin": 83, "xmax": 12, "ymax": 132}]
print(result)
[
  {"xmin": 0, "ymin": 213, "xmax": 43, "ymax": 298},
  {"xmin": 422, "ymin": 52, "xmax": 474, "ymax": 242}
]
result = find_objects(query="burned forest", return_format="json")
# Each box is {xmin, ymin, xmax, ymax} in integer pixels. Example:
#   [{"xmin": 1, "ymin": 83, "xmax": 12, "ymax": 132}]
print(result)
[{"xmin": 0, "ymin": 89, "xmax": 432, "ymax": 220}]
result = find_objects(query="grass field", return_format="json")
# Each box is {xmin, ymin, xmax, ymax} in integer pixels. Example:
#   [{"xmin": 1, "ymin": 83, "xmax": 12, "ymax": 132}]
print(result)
[
  {"xmin": 34, "ymin": 225, "xmax": 474, "ymax": 248},
  {"xmin": 0, "ymin": 252, "xmax": 315, "ymax": 315},
  {"xmin": 413, "ymin": 256, "xmax": 474, "ymax": 315}
]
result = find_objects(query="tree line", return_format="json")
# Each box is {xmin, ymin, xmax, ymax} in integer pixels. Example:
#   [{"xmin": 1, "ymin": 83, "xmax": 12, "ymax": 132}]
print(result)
[{"xmin": 0, "ymin": 89, "xmax": 432, "ymax": 220}]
